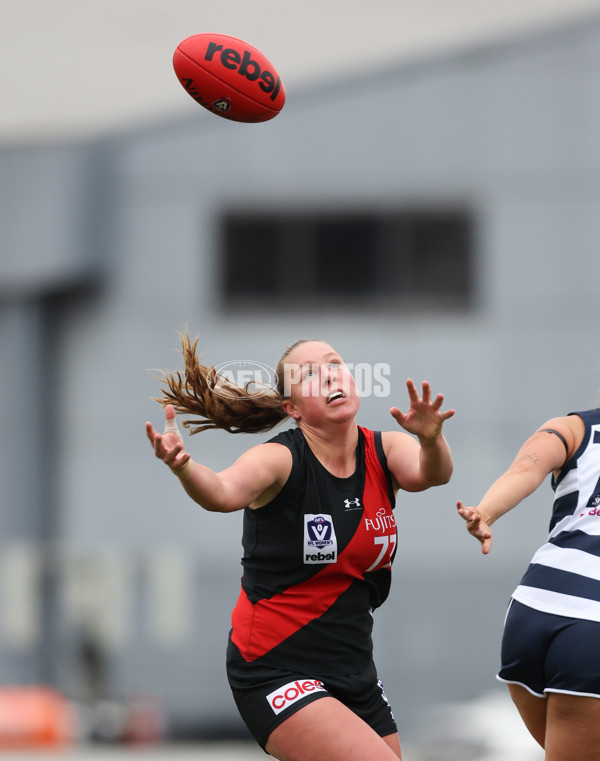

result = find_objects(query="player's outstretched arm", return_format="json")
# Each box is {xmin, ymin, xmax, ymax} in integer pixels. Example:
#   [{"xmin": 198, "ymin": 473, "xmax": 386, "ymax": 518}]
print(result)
[{"xmin": 146, "ymin": 404, "xmax": 291, "ymax": 512}]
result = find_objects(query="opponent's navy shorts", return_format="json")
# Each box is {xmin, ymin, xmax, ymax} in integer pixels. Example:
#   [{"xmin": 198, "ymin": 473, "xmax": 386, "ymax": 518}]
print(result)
[
  {"xmin": 226, "ymin": 638, "xmax": 397, "ymax": 752},
  {"xmin": 497, "ymin": 598, "xmax": 600, "ymax": 698}
]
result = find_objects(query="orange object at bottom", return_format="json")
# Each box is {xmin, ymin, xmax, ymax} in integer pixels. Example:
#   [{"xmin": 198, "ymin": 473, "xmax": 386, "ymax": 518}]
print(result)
[{"xmin": 0, "ymin": 687, "xmax": 73, "ymax": 748}]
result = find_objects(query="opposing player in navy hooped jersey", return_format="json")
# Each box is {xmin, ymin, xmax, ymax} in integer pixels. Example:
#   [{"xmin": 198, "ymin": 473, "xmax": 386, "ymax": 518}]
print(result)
[
  {"xmin": 147, "ymin": 336, "xmax": 454, "ymax": 761},
  {"xmin": 458, "ymin": 409, "xmax": 600, "ymax": 761}
]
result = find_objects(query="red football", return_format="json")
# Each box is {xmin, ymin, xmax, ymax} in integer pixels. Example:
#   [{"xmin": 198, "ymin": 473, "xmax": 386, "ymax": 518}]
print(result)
[{"xmin": 173, "ymin": 33, "xmax": 286, "ymax": 123}]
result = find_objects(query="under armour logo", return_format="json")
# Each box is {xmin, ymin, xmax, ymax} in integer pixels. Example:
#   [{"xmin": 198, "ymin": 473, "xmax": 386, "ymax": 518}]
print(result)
[{"xmin": 344, "ymin": 498, "xmax": 361, "ymax": 510}]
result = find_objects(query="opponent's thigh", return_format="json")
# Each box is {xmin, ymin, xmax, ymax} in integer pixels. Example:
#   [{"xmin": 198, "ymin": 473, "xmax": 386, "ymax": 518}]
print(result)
[
  {"xmin": 507, "ymin": 683, "xmax": 547, "ymax": 748},
  {"xmin": 545, "ymin": 693, "xmax": 600, "ymax": 761},
  {"xmin": 265, "ymin": 696, "xmax": 401, "ymax": 761}
]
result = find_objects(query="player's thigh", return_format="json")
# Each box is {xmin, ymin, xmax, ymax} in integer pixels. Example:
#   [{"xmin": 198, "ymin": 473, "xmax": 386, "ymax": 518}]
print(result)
[
  {"xmin": 382, "ymin": 731, "xmax": 402, "ymax": 758},
  {"xmin": 265, "ymin": 695, "xmax": 401, "ymax": 761},
  {"xmin": 545, "ymin": 693, "xmax": 600, "ymax": 761}
]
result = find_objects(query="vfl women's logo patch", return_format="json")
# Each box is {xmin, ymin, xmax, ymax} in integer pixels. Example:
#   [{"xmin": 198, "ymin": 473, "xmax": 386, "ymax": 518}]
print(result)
[{"xmin": 304, "ymin": 514, "xmax": 337, "ymax": 564}]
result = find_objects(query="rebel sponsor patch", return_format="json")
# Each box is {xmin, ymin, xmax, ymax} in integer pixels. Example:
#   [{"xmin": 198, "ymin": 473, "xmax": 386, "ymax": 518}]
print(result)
[
  {"xmin": 303, "ymin": 514, "xmax": 337, "ymax": 564},
  {"xmin": 266, "ymin": 679, "xmax": 326, "ymax": 714}
]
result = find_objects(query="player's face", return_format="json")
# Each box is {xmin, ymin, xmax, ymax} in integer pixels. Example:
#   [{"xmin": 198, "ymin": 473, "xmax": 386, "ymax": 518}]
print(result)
[{"xmin": 281, "ymin": 341, "xmax": 360, "ymax": 422}]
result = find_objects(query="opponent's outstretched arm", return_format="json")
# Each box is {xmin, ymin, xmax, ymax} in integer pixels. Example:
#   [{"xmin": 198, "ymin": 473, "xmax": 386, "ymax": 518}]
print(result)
[{"xmin": 457, "ymin": 416, "xmax": 581, "ymax": 554}]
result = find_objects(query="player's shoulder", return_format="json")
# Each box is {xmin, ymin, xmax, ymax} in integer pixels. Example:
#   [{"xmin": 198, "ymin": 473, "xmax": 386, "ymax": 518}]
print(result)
[{"xmin": 266, "ymin": 426, "xmax": 303, "ymax": 444}]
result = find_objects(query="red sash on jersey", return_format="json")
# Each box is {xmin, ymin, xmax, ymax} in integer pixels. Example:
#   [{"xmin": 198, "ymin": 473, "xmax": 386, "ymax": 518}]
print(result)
[{"xmin": 231, "ymin": 428, "xmax": 396, "ymax": 662}]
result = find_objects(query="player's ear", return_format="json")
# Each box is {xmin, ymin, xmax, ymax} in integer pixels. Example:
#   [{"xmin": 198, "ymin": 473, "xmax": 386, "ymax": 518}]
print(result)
[{"xmin": 282, "ymin": 399, "xmax": 300, "ymax": 420}]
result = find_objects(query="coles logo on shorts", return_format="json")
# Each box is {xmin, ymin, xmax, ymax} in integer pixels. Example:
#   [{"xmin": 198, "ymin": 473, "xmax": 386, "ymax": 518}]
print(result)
[
  {"xmin": 266, "ymin": 679, "xmax": 326, "ymax": 715},
  {"xmin": 303, "ymin": 514, "xmax": 337, "ymax": 564}
]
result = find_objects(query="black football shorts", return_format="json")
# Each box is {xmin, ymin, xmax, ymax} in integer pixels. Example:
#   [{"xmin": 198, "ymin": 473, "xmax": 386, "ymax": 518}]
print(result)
[{"xmin": 226, "ymin": 637, "xmax": 397, "ymax": 751}]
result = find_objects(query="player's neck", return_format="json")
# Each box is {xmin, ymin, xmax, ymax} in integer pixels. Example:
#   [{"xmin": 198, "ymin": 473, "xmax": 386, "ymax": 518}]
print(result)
[{"xmin": 301, "ymin": 422, "xmax": 359, "ymax": 478}]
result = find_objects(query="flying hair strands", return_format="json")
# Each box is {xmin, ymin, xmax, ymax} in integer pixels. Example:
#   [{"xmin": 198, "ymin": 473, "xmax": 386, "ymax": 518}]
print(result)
[{"xmin": 153, "ymin": 332, "xmax": 314, "ymax": 434}]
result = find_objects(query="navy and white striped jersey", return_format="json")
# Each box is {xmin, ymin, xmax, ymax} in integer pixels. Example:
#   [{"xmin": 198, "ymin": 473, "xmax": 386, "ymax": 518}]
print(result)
[{"xmin": 512, "ymin": 408, "xmax": 600, "ymax": 621}]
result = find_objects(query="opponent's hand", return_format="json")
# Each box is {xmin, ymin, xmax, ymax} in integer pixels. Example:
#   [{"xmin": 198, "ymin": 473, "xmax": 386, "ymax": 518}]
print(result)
[
  {"xmin": 390, "ymin": 380, "xmax": 455, "ymax": 442},
  {"xmin": 457, "ymin": 500, "xmax": 492, "ymax": 554},
  {"xmin": 145, "ymin": 404, "xmax": 191, "ymax": 475}
]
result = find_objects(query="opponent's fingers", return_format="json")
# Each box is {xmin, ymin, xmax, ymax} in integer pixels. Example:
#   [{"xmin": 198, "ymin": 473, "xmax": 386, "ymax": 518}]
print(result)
[
  {"xmin": 456, "ymin": 501, "xmax": 475, "ymax": 521},
  {"xmin": 457, "ymin": 502, "xmax": 492, "ymax": 551},
  {"xmin": 458, "ymin": 510, "xmax": 485, "ymax": 536},
  {"xmin": 472, "ymin": 523, "xmax": 493, "ymax": 553},
  {"xmin": 467, "ymin": 519, "xmax": 491, "ymax": 543},
  {"xmin": 465, "ymin": 515, "xmax": 481, "ymax": 531}
]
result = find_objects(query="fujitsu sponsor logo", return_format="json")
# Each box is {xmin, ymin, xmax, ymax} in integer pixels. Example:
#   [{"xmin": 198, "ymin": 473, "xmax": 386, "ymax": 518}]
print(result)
[
  {"xmin": 365, "ymin": 507, "xmax": 396, "ymax": 533},
  {"xmin": 266, "ymin": 679, "xmax": 326, "ymax": 715}
]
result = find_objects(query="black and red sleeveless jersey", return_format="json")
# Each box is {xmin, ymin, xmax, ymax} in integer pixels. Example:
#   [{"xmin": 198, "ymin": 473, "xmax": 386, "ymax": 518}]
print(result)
[{"xmin": 229, "ymin": 425, "xmax": 397, "ymax": 675}]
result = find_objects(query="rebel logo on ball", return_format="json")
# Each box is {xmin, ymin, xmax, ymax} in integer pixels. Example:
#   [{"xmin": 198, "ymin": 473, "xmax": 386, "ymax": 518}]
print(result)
[{"xmin": 204, "ymin": 41, "xmax": 283, "ymax": 101}]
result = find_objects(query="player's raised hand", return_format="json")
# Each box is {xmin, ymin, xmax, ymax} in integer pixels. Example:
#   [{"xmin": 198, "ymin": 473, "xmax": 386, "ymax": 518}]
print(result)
[
  {"xmin": 390, "ymin": 379, "xmax": 454, "ymax": 441},
  {"xmin": 145, "ymin": 404, "xmax": 191, "ymax": 474}
]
